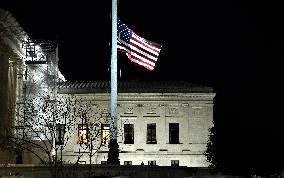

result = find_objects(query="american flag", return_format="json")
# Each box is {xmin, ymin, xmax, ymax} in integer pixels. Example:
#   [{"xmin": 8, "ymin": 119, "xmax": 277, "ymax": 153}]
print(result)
[{"xmin": 117, "ymin": 19, "xmax": 162, "ymax": 71}]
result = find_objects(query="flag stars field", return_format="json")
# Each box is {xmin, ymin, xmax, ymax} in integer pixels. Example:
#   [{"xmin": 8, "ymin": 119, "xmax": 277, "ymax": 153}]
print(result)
[{"xmin": 117, "ymin": 19, "xmax": 162, "ymax": 71}]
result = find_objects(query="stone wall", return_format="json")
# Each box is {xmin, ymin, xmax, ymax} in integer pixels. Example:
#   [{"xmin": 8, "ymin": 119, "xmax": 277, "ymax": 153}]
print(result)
[
  {"xmin": 58, "ymin": 92, "xmax": 215, "ymax": 167},
  {"xmin": 0, "ymin": 8, "xmax": 26, "ymax": 163},
  {"xmin": 0, "ymin": 165, "xmax": 241, "ymax": 178}
]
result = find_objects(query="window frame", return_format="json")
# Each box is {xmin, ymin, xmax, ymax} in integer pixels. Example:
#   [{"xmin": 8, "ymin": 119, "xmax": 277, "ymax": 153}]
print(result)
[
  {"xmin": 56, "ymin": 124, "xmax": 65, "ymax": 145},
  {"xmin": 124, "ymin": 124, "xmax": 134, "ymax": 144},
  {"xmin": 148, "ymin": 160, "xmax": 156, "ymax": 166},
  {"xmin": 101, "ymin": 124, "xmax": 110, "ymax": 145},
  {"xmin": 78, "ymin": 124, "xmax": 88, "ymax": 144},
  {"xmin": 171, "ymin": 160, "xmax": 179, "ymax": 166},
  {"xmin": 169, "ymin": 123, "xmax": 179, "ymax": 144},
  {"xmin": 147, "ymin": 123, "xmax": 157, "ymax": 144},
  {"xmin": 124, "ymin": 161, "xmax": 132, "ymax": 165}
]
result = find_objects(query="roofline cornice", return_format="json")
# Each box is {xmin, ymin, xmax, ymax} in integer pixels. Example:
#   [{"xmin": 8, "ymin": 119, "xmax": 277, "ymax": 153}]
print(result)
[
  {"xmin": 0, "ymin": 8, "xmax": 27, "ymax": 58},
  {"xmin": 59, "ymin": 93, "xmax": 216, "ymax": 102}
]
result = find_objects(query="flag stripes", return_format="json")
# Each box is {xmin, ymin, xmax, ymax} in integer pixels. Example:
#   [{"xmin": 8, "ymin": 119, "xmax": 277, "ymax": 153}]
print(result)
[{"xmin": 117, "ymin": 19, "xmax": 162, "ymax": 71}]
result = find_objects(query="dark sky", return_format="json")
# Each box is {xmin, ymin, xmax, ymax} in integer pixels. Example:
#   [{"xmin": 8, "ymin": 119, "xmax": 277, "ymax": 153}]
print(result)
[
  {"xmin": 3, "ymin": 1, "xmax": 265, "ymax": 83},
  {"xmin": 2, "ymin": 0, "xmax": 284, "ymax": 174}
]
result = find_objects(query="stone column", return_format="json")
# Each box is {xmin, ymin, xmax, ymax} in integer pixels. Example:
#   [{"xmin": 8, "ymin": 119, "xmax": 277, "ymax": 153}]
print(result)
[
  {"xmin": 0, "ymin": 48, "xmax": 15, "ymax": 163},
  {"xmin": 0, "ymin": 50, "xmax": 9, "ymax": 137}
]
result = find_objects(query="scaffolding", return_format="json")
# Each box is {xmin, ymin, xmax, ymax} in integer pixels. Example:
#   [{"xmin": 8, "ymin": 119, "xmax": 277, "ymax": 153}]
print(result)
[
  {"xmin": 20, "ymin": 39, "xmax": 56, "ymax": 96},
  {"xmin": 16, "ymin": 38, "xmax": 60, "ymax": 140}
]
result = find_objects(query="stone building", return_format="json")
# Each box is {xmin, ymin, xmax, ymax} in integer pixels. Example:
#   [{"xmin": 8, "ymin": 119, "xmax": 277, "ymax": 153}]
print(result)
[
  {"xmin": 57, "ymin": 81, "xmax": 215, "ymax": 167},
  {"xmin": 0, "ymin": 8, "xmax": 216, "ymax": 168},
  {"xmin": 0, "ymin": 8, "xmax": 65, "ymax": 164},
  {"xmin": 0, "ymin": 8, "xmax": 27, "ymax": 163}
]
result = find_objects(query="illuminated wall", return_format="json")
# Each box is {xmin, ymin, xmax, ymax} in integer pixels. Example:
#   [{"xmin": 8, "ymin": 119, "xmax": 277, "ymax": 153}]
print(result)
[
  {"xmin": 1, "ymin": 8, "xmax": 215, "ymax": 168},
  {"xmin": 57, "ymin": 83, "xmax": 215, "ymax": 167},
  {"xmin": 0, "ymin": 8, "xmax": 66, "ymax": 164},
  {"xmin": 0, "ymin": 8, "xmax": 27, "ymax": 163}
]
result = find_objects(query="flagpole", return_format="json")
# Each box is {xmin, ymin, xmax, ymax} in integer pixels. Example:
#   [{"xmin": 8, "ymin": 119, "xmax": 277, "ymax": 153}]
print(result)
[{"xmin": 107, "ymin": 0, "xmax": 120, "ymax": 164}]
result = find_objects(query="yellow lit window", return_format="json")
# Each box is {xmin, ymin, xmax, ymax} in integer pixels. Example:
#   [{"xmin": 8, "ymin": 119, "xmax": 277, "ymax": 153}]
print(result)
[
  {"xmin": 78, "ymin": 124, "xmax": 88, "ymax": 144},
  {"xmin": 102, "ymin": 124, "xmax": 110, "ymax": 145}
]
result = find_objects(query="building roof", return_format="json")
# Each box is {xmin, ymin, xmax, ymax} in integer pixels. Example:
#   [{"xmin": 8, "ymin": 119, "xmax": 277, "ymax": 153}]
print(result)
[
  {"xmin": 57, "ymin": 81, "xmax": 213, "ymax": 94},
  {"xmin": 0, "ymin": 8, "xmax": 27, "ymax": 58}
]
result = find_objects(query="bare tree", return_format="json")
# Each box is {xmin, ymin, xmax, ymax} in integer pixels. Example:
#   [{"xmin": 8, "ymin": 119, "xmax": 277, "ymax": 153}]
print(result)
[
  {"xmin": 1, "ymin": 90, "xmax": 125, "ymax": 178},
  {"xmin": 55, "ymin": 96, "xmax": 118, "ymax": 178},
  {"xmin": 2, "ymin": 93, "xmax": 79, "ymax": 178},
  {"xmin": 71, "ymin": 99, "xmax": 110, "ymax": 162}
]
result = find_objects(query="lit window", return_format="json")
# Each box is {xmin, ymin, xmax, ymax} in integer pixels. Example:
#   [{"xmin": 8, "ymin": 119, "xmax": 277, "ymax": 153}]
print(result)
[
  {"xmin": 102, "ymin": 124, "xmax": 110, "ymax": 145},
  {"xmin": 148, "ymin": 160, "xmax": 156, "ymax": 166},
  {"xmin": 124, "ymin": 124, "xmax": 134, "ymax": 144},
  {"xmin": 171, "ymin": 160, "xmax": 179, "ymax": 166},
  {"xmin": 169, "ymin": 123, "xmax": 179, "ymax": 144},
  {"xmin": 78, "ymin": 124, "xmax": 88, "ymax": 144},
  {"xmin": 124, "ymin": 161, "xmax": 132, "ymax": 165},
  {"xmin": 147, "ymin": 123, "xmax": 157, "ymax": 144}
]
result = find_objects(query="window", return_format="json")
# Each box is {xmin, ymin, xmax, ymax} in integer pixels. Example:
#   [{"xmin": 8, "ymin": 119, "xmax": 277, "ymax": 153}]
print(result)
[
  {"xmin": 147, "ymin": 123, "xmax": 157, "ymax": 144},
  {"xmin": 124, "ymin": 161, "xmax": 132, "ymax": 165},
  {"xmin": 56, "ymin": 124, "xmax": 65, "ymax": 145},
  {"xmin": 171, "ymin": 160, "xmax": 179, "ymax": 166},
  {"xmin": 101, "ymin": 161, "xmax": 107, "ymax": 165},
  {"xmin": 102, "ymin": 124, "xmax": 110, "ymax": 145},
  {"xmin": 148, "ymin": 160, "xmax": 156, "ymax": 166},
  {"xmin": 78, "ymin": 124, "xmax": 88, "ymax": 144},
  {"xmin": 124, "ymin": 124, "xmax": 134, "ymax": 144},
  {"xmin": 169, "ymin": 123, "xmax": 179, "ymax": 144}
]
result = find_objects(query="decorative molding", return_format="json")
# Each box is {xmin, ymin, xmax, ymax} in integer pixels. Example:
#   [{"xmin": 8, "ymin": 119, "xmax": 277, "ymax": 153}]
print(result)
[
  {"xmin": 147, "ymin": 106, "xmax": 157, "ymax": 114},
  {"xmin": 137, "ymin": 103, "xmax": 143, "ymax": 107},
  {"xmin": 124, "ymin": 107, "xmax": 133, "ymax": 114},
  {"xmin": 58, "ymin": 93, "xmax": 216, "ymax": 102},
  {"xmin": 136, "ymin": 149, "xmax": 144, "ymax": 152},
  {"xmin": 182, "ymin": 103, "xmax": 189, "ymax": 107},
  {"xmin": 143, "ymin": 115, "xmax": 160, "ymax": 118},
  {"xmin": 192, "ymin": 106, "xmax": 203, "ymax": 109},
  {"xmin": 120, "ymin": 116, "xmax": 137, "ymax": 120},
  {"xmin": 159, "ymin": 149, "xmax": 168, "ymax": 152},
  {"xmin": 169, "ymin": 107, "xmax": 178, "ymax": 114}
]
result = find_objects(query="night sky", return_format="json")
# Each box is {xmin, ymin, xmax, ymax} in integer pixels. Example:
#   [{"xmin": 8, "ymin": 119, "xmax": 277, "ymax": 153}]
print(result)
[{"xmin": 2, "ymin": 0, "xmax": 284, "ymax": 175}]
